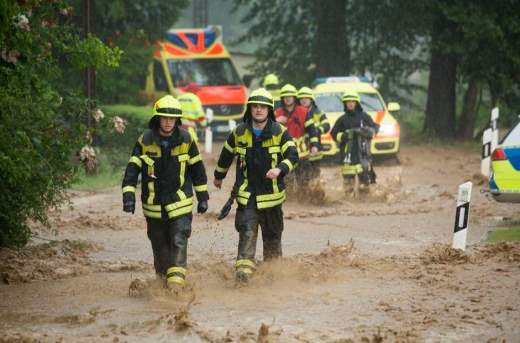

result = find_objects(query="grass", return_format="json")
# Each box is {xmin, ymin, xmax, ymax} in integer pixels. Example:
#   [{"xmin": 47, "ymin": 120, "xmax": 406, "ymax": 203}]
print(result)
[
  {"xmin": 71, "ymin": 150, "xmax": 125, "ymax": 191},
  {"xmin": 488, "ymin": 225, "xmax": 520, "ymax": 242},
  {"xmin": 101, "ymin": 104, "xmax": 150, "ymax": 121}
]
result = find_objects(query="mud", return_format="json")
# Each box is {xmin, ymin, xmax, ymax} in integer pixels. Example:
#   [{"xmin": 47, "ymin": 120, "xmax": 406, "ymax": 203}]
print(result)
[{"xmin": 0, "ymin": 144, "xmax": 519, "ymax": 342}]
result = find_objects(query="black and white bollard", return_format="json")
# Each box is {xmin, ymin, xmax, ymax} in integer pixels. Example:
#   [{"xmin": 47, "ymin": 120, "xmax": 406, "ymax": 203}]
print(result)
[
  {"xmin": 452, "ymin": 181, "xmax": 473, "ymax": 251},
  {"xmin": 481, "ymin": 128, "xmax": 492, "ymax": 177},
  {"xmin": 204, "ymin": 108, "xmax": 214, "ymax": 154},
  {"xmin": 490, "ymin": 107, "xmax": 499, "ymax": 152}
]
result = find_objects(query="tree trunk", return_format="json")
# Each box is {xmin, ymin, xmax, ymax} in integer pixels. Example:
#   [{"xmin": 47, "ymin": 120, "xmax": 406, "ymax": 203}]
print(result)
[
  {"xmin": 457, "ymin": 79, "xmax": 482, "ymax": 139},
  {"xmin": 423, "ymin": 15, "xmax": 458, "ymax": 138},
  {"xmin": 313, "ymin": 0, "xmax": 350, "ymax": 77}
]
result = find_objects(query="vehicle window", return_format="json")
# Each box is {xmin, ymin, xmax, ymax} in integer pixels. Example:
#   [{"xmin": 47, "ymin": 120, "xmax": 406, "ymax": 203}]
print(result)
[
  {"xmin": 315, "ymin": 92, "xmax": 385, "ymax": 112},
  {"xmin": 153, "ymin": 61, "xmax": 168, "ymax": 92},
  {"xmin": 167, "ymin": 58, "xmax": 242, "ymax": 87},
  {"xmin": 501, "ymin": 121, "xmax": 520, "ymax": 145},
  {"xmin": 359, "ymin": 93, "xmax": 385, "ymax": 111},
  {"xmin": 315, "ymin": 93, "xmax": 343, "ymax": 112}
]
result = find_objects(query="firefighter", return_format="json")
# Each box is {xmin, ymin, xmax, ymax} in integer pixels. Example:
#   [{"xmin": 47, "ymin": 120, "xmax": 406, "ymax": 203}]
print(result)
[
  {"xmin": 178, "ymin": 90, "xmax": 206, "ymax": 143},
  {"xmin": 213, "ymin": 88, "xmax": 299, "ymax": 284},
  {"xmin": 122, "ymin": 95, "xmax": 209, "ymax": 290},
  {"xmin": 297, "ymin": 86, "xmax": 330, "ymax": 178},
  {"xmin": 331, "ymin": 90, "xmax": 379, "ymax": 193},
  {"xmin": 262, "ymin": 73, "xmax": 281, "ymax": 108},
  {"xmin": 275, "ymin": 84, "xmax": 320, "ymax": 185}
]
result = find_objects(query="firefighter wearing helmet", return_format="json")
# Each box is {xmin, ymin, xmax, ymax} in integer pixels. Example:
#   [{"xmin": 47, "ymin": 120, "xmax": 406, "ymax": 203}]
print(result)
[
  {"xmin": 331, "ymin": 90, "xmax": 379, "ymax": 195},
  {"xmin": 275, "ymin": 84, "xmax": 320, "ymax": 185},
  {"xmin": 122, "ymin": 95, "xmax": 209, "ymax": 291},
  {"xmin": 262, "ymin": 73, "xmax": 281, "ymax": 108},
  {"xmin": 213, "ymin": 88, "xmax": 298, "ymax": 285},
  {"xmin": 297, "ymin": 86, "xmax": 331, "ymax": 178}
]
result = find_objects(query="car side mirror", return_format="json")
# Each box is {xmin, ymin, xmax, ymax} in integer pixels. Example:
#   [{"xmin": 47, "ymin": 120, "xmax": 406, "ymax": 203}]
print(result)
[
  {"xmin": 243, "ymin": 74, "xmax": 253, "ymax": 88},
  {"xmin": 387, "ymin": 102, "xmax": 400, "ymax": 112}
]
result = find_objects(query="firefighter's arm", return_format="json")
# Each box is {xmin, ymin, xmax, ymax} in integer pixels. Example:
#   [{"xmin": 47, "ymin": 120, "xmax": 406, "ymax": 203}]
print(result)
[
  {"xmin": 304, "ymin": 112, "xmax": 320, "ymax": 148},
  {"xmin": 187, "ymin": 139, "xmax": 209, "ymax": 202},
  {"xmin": 331, "ymin": 117, "xmax": 345, "ymax": 143},
  {"xmin": 276, "ymin": 129, "xmax": 299, "ymax": 177},
  {"xmin": 122, "ymin": 140, "xmax": 143, "ymax": 213},
  {"xmin": 365, "ymin": 113, "xmax": 380, "ymax": 134},
  {"xmin": 214, "ymin": 130, "xmax": 236, "ymax": 181},
  {"xmin": 319, "ymin": 112, "xmax": 331, "ymax": 134}
]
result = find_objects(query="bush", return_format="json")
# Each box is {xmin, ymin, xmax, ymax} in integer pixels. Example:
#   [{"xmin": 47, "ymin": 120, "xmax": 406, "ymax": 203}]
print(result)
[{"xmin": 0, "ymin": 1, "xmax": 120, "ymax": 247}]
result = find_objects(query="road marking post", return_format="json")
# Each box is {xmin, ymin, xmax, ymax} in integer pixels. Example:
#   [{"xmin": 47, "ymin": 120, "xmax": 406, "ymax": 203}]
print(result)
[
  {"xmin": 490, "ymin": 107, "xmax": 499, "ymax": 152},
  {"xmin": 453, "ymin": 181, "xmax": 473, "ymax": 251},
  {"xmin": 481, "ymin": 128, "xmax": 492, "ymax": 177},
  {"xmin": 204, "ymin": 108, "xmax": 214, "ymax": 154}
]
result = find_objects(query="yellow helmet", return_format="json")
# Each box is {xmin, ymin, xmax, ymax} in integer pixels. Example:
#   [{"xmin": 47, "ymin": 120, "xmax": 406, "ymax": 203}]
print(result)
[
  {"xmin": 149, "ymin": 95, "xmax": 182, "ymax": 128},
  {"xmin": 247, "ymin": 88, "xmax": 274, "ymax": 108},
  {"xmin": 297, "ymin": 86, "xmax": 315, "ymax": 101},
  {"xmin": 152, "ymin": 95, "xmax": 182, "ymax": 118},
  {"xmin": 280, "ymin": 84, "xmax": 298, "ymax": 98},
  {"xmin": 263, "ymin": 73, "xmax": 279, "ymax": 87},
  {"xmin": 342, "ymin": 90, "xmax": 361, "ymax": 103}
]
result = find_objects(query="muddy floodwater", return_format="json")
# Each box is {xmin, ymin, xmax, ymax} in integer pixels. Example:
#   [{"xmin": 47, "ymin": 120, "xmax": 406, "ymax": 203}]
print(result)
[{"xmin": 1, "ymin": 144, "xmax": 519, "ymax": 342}]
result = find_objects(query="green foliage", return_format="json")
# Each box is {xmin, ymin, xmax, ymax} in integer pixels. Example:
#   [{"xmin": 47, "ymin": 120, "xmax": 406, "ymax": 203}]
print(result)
[
  {"xmin": 488, "ymin": 226, "xmax": 520, "ymax": 242},
  {"xmin": 66, "ymin": 0, "xmax": 190, "ymax": 104},
  {"xmin": 0, "ymin": 1, "xmax": 120, "ymax": 247}
]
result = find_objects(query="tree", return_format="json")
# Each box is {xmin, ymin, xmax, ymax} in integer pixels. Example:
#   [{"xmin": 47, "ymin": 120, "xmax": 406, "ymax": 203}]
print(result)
[
  {"xmin": 68, "ymin": 0, "xmax": 190, "ymax": 104},
  {"xmin": 0, "ymin": 1, "xmax": 120, "ymax": 247}
]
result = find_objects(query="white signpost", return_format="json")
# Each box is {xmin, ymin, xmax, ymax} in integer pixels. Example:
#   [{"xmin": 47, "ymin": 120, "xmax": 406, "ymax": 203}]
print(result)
[
  {"xmin": 481, "ymin": 128, "xmax": 492, "ymax": 177},
  {"xmin": 490, "ymin": 107, "xmax": 499, "ymax": 152},
  {"xmin": 204, "ymin": 108, "xmax": 214, "ymax": 154},
  {"xmin": 452, "ymin": 182, "xmax": 473, "ymax": 251}
]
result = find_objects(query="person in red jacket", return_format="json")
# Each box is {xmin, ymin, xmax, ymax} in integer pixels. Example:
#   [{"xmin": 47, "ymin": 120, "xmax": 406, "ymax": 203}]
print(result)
[{"xmin": 275, "ymin": 83, "xmax": 319, "ymax": 184}]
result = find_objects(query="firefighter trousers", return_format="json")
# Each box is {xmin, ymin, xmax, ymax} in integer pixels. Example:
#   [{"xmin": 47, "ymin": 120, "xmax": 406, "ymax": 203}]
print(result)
[
  {"xmin": 146, "ymin": 215, "xmax": 192, "ymax": 277},
  {"xmin": 235, "ymin": 205, "xmax": 284, "ymax": 262}
]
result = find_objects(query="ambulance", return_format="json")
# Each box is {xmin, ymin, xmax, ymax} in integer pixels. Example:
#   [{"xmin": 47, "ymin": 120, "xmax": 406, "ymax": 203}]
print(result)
[{"xmin": 143, "ymin": 26, "xmax": 248, "ymax": 134}]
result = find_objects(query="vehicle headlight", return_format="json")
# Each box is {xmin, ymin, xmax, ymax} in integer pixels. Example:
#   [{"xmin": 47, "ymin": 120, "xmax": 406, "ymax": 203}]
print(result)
[{"xmin": 377, "ymin": 124, "xmax": 398, "ymax": 137}]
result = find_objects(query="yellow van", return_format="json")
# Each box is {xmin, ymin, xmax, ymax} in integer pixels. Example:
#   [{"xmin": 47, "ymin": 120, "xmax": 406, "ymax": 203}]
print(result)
[{"xmin": 313, "ymin": 79, "xmax": 401, "ymax": 156}]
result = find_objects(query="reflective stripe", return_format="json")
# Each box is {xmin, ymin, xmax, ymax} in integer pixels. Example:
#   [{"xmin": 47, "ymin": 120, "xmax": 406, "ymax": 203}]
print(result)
[
  {"xmin": 236, "ymin": 259, "xmax": 256, "ymax": 269},
  {"xmin": 281, "ymin": 140, "xmax": 296, "ymax": 154},
  {"xmin": 304, "ymin": 119, "xmax": 314, "ymax": 128},
  {"xmin": 342, "ymin": 164, "xmax": 363, "ymax": 175},
  {"xmin": 271, "ymin": 153, "xmax": 279, "ymax": 193},
  {"xmin": 143, "ymin": 203, "xmax": 161, "ymax": 211},
  {"xmin": 128, "ymin": 156, "xmax": 142, "ymax": 168},
  {"xmin": 147, "ymin": 181, "xmax": 155, "ymax": 204},
  {"xmin": 268, "ymin": 146, "xmax": 281, "ymax": 154},
  {"xmin": 257, "ymin": 196, "xmax": 285, "ymax": 209},
  {"xmin": 310, "ymin": 136, "xmax": 319, "ymax": 143},
  {"xmin": 143, "ymin": 209, "xmax": 162, "ymax": 218},
  {"xmin": 122, "ymin": 186, "xmax": 136, "ymax": 193},
  {"xmin": 141, "ymin": 155, "xmax": 154, "ymax": 166},
  {"xmin": 194, "ymin": 184, "xmax": 208, "ymax": 192},
  {"xmin": 167, "ymin": 204, "xmax": 193, "ymax": 218},
  {"xmin": 167, "ymin": 266, "xmax": 187, "ymax": 276},
  {"xmin": 236, "ymin": 147, "xmax": 246, "ymax": 155},
  {"xmin": 237, "ymin": 179, "xmax": 251, "ymax": 206},
  {"xmin": 177, "ymin": 189, "xmax": 187, "ymax": 200},
  {"xmin": 224, "ymin": 141, "xmax": 234, "ymax": 153},
  {"xmin": 188, "ymin": 154, "xmax": 202, "ymax": 165},
  {"xmin": 216, "ymin": 165, "xmax": 228, "ymax": 173},
  {"xmin": 177, "ymin": 154, "xmax": 189, "ymax": 162},
  {"xmin": 167, "ymin": 276, "xmax": 185, "ymax": 285},
  {"xmin": 281, "ymin": 159, "xmax": 294, "ymax": 172},
  {"xmin": 165, "ymin": 197, "xmax": 193, "ymax": 212},
  {"xmin": 336, "ymin": 132, "xmax": 344, "ymax": 142},
  {"xmin": 256, "ymin": 190, "xmax": 285, "ymax": 202}
]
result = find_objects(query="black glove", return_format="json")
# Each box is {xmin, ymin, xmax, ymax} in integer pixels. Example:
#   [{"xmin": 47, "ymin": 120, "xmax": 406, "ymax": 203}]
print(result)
[
  {"xmin": 197, "ymin": 200, "xmax": 208, "ymax": 214},
  {"xmin": 123, "ymin": 192, "xmax": 135, "ymax": 214},
  {"xmin": 342, "ymin": 129, "xmax": 353, "ymax": 142},
  {"xmin": 360, "ymin": 127, "xmax": 374, "ymax": 138}
]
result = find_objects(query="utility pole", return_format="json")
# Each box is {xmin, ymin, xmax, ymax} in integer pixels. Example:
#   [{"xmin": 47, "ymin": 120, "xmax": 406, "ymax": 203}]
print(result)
[{"xmin": 193, "ymin": 0, "xmax": 208, "ymax": 27}]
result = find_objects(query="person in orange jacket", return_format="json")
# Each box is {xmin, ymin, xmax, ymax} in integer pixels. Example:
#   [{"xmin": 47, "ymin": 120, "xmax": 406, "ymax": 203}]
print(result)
[{"xmin": 274, "ymin": 84, "xmax": 319, "ymax": 184}]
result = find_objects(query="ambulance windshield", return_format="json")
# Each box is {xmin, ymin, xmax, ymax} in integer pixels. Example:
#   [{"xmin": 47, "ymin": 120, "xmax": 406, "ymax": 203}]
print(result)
[{"xmin": 167, "ymin": 58, "xmax": 242, "ymax": 87}]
